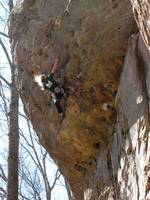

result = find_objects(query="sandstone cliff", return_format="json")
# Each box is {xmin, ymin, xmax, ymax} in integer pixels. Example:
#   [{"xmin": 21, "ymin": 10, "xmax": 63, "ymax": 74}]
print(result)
[{"xmin": 9, "ymin": 0, "xmax": 150, "ymax": 199}]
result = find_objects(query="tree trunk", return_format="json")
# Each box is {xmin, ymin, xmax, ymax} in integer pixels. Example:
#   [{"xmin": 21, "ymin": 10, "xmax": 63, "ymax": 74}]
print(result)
[{"xmin": 7, "ymin": 64, "xmax": 19, "ymax": 200}]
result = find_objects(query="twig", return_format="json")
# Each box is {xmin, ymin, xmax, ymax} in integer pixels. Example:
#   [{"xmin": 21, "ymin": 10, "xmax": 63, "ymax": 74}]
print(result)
[
  {"xmin": 51, "ymin": 170, "xmax": 61, "ymax": 190},
  {"xmin": 0, "ymin": 75, "xmax": 10, "ymax": 86},
  {"xmin": 0, "ymin": 16, "xmax": 7, "ymax": 25},
  {"xmin": 0, "ymin": 37, "xmax": 12, "ymax": 67},
  {"xmin": 0, "ymin": 186, "xmax": 6, "ymax": 196},
  {"xmin": 0, "ymin": 32, "xmax": 9, "ymax": 38},
  {"xmin": 0, "ymin": 2, "xmax": 9, "ymax": 13}
]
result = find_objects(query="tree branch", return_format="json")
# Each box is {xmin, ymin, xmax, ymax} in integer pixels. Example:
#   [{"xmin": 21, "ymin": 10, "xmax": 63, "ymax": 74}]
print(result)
[
  {"xmin": 0, "ymin": 164, "xmax": 7, "ymax": 183},
  {"xmin": 0, "ymin": 186, "xmax": 6, "ymax": 196},
  {"xmin": 0, "ymin": 32, "xmax": 9, "ymax": 38},
  {"xmin": 51, "ymin": 170, "xmax": 61, "ymax": 190},
  {"xmin": 0, "ymin": 1, "xmax": 9, "ymax": 13},
  {"xmin": 0, "ymin": 80, "xmax": 9, "ymax": 121},
  {"xmin": 0, "ymin": 37, "xmax": 12, "ymax": 67},
  {"xmin": 0, "ymin": 75, "xmax": 10, "ymax": 86},
  {"xmin": 0, "ymin": 16, "xmax": 7, "ymax": 25}
]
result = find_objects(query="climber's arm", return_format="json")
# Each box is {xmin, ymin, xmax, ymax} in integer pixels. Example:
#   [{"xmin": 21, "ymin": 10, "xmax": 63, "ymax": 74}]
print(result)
[{"xmin": 51, "ymin": 57, "xmax": 60, "ymax": 74}]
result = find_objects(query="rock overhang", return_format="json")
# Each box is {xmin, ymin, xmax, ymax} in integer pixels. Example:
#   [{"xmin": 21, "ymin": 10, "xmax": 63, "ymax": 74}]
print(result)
[{"xmin": 10, "ymin": 0, "xmax": 138, "ymax": 198}]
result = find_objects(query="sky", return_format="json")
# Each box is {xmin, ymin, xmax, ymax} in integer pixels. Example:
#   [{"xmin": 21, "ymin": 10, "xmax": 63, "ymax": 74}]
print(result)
[{"xmin": 0, "ymin": 1, "xmax": 69, "ymax": 199}]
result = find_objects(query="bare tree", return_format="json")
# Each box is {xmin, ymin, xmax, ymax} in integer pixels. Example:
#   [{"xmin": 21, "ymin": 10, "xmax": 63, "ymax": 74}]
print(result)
[
  {"xmin": 0, "ymin": 1, "xmax": 19, "ymax": 199},
  {"xmin": 6, "ymin": 56, "xmax": 19, "ymax": 200},
  {"xmin": 0, "ymin": 1, "xmax": 69, "ymax": 199},
  {"xmin": 19, "ymin": 121, "xmax": 63, "ymax": 200},
  {"xmin": 0, "ymin": 48, "xmax": 69, "ymax": 199},
  {"xmin": 0, "ymin": 35, "xmax": 19, "ymax": 200},
  {"xmin": 0, "ymin": 163, "xmax": 7, "ymax": 199}
]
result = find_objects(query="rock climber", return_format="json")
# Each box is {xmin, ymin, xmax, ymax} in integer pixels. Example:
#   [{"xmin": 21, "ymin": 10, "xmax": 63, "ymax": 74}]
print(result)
[{"xmin": 41, "ymin": 57, "xmax": 66, "ymax": 119}]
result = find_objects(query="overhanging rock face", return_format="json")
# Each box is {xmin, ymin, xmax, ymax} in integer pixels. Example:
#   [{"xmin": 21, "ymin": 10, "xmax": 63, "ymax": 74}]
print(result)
[{"xmin": 9, "ymin": 0, "xmax": 148, "ymax": 199}]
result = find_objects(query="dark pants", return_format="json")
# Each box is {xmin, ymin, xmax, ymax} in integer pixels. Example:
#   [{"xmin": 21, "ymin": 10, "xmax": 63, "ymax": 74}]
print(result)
[
  {"xmin": 55, "ymin": 101, "xmax": 63, "ymax": 113},
  {"xmin": 54, "ymin": 91, "xmax": 64, "ymax": 114}
]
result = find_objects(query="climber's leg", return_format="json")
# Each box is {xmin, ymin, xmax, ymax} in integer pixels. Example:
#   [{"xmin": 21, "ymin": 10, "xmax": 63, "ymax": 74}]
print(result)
[{"xmin": 55, "ymin": 100, "xmax": 63, "ymax": 113}]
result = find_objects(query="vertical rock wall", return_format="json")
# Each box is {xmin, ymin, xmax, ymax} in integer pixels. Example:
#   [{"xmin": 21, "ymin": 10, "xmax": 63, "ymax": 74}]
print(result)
[{"xmin": 111, "ymin": 34, "xmax": 150, "ymax": 200}]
